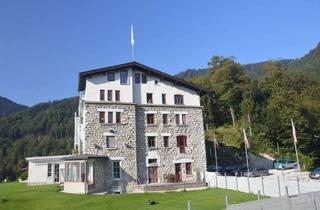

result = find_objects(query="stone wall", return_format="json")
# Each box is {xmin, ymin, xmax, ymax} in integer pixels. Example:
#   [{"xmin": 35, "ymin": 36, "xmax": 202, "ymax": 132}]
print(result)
[
  {"xmin": 136, "ymin": 105, "xmax": 207, "ymax": 184},
  {"xmin": 84, "ymin": 102, "xmax": 138, "ymax": 192}
]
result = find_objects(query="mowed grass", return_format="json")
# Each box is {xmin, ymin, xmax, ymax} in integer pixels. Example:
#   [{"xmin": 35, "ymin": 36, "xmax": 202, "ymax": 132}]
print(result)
[{"xmin": 0, "ymin": 182, "xmax": 259, "ymax": 210}]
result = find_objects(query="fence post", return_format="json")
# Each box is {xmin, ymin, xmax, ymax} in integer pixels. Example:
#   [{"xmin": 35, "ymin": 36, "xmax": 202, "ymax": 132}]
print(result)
[
  {"xmin": 225, "ymin": 172, "xmax": 228, "ymax": 189},
  {"xmin": 216, "ymin": 172, "xmax": 218, "ymax": 188},
  {"xmin": 187, "ymin": 201, "xmax": 192, "ymax": 210},
  {"xmin": 277, "ymin": 176, "xmax": 281, "ymax": 197},
  {"xmin": 312, "ymin": 193, "xmax": 317, "ymax": 210},
  {"xmin": 235, "ymin": 175, "xmax": 239, "ymax": 191},
  {"xmin": 257, "ymin": 190, "xmax": 261, "ymax": 200},
  {"xmin": 247, "ymin": 176, "xmax": 251, "ymax": 193},
  {"xmin": 296, "ymin": 176, "xmax": 301, "ymax": 195},
  {"xmin": 261, "ymin": 175, "xmax": 265, "ymax": 196},
  {"xmin": 285, "ymin": 185, "xmax": 289, "ymax": 197},
  {"xmin": 225, "ymin": 194, "xmax": 230, "ymax": 209}
]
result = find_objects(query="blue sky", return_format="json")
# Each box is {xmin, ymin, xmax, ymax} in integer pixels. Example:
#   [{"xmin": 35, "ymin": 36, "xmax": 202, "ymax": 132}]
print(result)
[{"xmin": 0, "ymin": 0, "xmax": 319, "ymax": 106}]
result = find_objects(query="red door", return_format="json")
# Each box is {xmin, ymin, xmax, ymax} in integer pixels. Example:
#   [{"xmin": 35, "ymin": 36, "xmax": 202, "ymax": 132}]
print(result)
[
  {"xmin": 175, "ymin": 163, "xmax": 182, "ymax": 182},
  {"xmin": 148, "ymin": 167, "xmax": 158, "ymax": 183}
]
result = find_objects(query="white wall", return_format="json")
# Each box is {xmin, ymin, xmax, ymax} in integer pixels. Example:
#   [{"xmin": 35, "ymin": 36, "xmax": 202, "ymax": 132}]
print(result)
[
  {"xmin": 83, "ymin": 68, "xmax": 200, "ymax": 106},
  {"xmin": 85, "ymin": 68, "xmax": 133, "ymax": 102},
  {"xmin": 27, "ymin": 161, "xmax": 64, "ymax": 185},
  {"xmin": 133, "ymin": 70, "xmax": 200, "ymax": 106}
]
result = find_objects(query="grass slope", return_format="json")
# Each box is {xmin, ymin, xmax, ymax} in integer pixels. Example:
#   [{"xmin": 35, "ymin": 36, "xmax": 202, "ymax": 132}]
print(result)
[{"xmin": 0, "ymin": 182, "xmax": 259, "ymax": 210}]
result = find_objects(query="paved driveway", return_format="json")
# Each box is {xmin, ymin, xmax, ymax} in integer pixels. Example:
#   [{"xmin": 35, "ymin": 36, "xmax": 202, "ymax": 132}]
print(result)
[{"xmin": 206, "ymin": 169, "xmax": 320, "ymax": 197}]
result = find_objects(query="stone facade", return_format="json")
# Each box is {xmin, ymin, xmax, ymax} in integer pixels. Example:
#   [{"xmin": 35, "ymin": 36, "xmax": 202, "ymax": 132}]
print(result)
[{"xmin": 82, "ymin": 101, "xmax": 207, "ymax": 193}]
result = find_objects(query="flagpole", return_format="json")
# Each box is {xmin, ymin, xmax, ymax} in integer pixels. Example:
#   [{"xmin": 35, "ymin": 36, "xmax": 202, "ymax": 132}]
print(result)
[
  {"xmin": 248, "ymin": 113, "xmax": 252, "ymax": 136},
  {"xmin": 130, "ymin": 25, "xmax": 135, "ymax": 61},
  {"xmin": 243, "ymin": 128, "xmax": 251, "ymax": 193},
  {"xmin": 214, "ymin": 133, "xmax": 218, "ymax": 188},
  {"xmin": 291, "ymin": 119, "xmax": 301, "ymax": 177}
]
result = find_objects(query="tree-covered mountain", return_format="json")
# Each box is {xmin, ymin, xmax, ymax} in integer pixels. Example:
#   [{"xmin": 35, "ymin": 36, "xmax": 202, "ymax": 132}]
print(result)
[
  {"xmin": 0, "ymin": 97, "xmax": 78, "ymax": 180},
  {"xmin": 0, "ymin": 96, "xmax": 28, "ymax": 116},
  {"xmin": 176, "ymin": 42, "xmax": 320, "ymax": 80}
]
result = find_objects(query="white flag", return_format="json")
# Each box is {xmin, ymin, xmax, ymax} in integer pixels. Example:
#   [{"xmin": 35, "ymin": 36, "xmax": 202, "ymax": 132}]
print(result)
[
  {"xmin": 291, "ymin": 118, "xmax": 298, "ymax": 143},
  {"xmin": 243, "ymin": 128, "xmax": 250, "ymax": 149},
  {"xmin": 131, "ymin": 25, "xmax": 134, "ymax": 46}
]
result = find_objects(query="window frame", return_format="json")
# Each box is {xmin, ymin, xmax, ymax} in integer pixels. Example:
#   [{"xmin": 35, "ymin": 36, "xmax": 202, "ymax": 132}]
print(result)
[
  {"xmin": 147, "ymin": 136, "xmax": 156, "ymax": 148},
  {"xmin": 107, "ymin": 72, "xmax": 115, "ymax": 81},
  {"xmin": 162, "ymin": 94, "xmax": 166, "ymax": 104},
  {"xmin": 115, "ymin": 90, "xmax": 120, "ymax": 101},
  {"xmin": 100, "ymin": 89, "xmax": 105, "ymax": 101},
  {"xmin": 120, "ymin": 70, "xmax": 128, "ymax": 84},
  {"xmin": 175, "ymin": 114, "xmax": 180, "ymax": 125},
  {"xmin": 116, "ymin": 112, "xmax": 121, "ymax": 124},
  {"xmin": 163, "ymin": 136, "xmax": 169, "ymax": 148},
  {"xmin": 135, "ymin": 73, "xmax": 141, "ymax": 84},
  {"xmin": 146, "ymin": 93, "xmax": 153, "ymax": 104},
  {"xmin": 47, "ymin": 163, "xmax": 52, "ymax": 177},
  {"xmin": 107, "ymin": 90, "xmax": 113, "ymax": 101},
  {"xmin": 177, "ymin": 135, "xmax": 187, "ymax": 153},
  {"xmin": 107, "ymin": 112, "xmax": 113, "ymax": 124},
  {"xmin": 142, "ymin": 74, "xmax": 147, "ymax": 83},
  {"xmin": 112, "ymin": 161, "xmax": 121, "ymax": 180},
  {"xmin": 147, "ymin": 114, "xmax": 155, "ymax": 125},
  {"xmin": 106, "ymin": 136, "xmax": 115, "ymax": 148},
  {"xmin": 162, "ymin": 114, "xmax": 168, "ymax": 125},
  {"xmin": 99, "ymin": 111, "xmax": 105, "ymax": 123},
  {"xmin": 174, "ymin": 94, "xmax": 184, "ymax": 105},
  {"xmin": 186, "ymin": 163, "xmax": 192, "ymax": 175}
]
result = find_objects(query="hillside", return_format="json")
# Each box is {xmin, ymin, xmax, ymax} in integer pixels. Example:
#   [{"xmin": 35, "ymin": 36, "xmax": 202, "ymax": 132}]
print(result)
[
  {"xmin": 0, "ymin": 96, "xmax": 28, "ymax": 116},
  {"xmin": 176, "ymin": 43, "xmax": 320, "ymax": 80},
  {"xmin": 0, "ymin": 97, "xmax": 78, "ymax": 180}
]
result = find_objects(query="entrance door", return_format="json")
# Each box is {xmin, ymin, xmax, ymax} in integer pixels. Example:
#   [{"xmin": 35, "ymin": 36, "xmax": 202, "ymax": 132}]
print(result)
[
  {"xmin": 148, "ymin": 167, "xmax": 158, "ymax": 183},
  {"xmin": 54, "ymin": 164, "xmax": 60, "ymax": 183},
  {"xmin": 175, "ymin": 163, "xmax": 182, "ymax": 182}
]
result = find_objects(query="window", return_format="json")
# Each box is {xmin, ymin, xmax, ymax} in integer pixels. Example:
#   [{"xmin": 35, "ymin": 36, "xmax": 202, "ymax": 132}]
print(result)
[
  {"xmin": 100, "ymin": 90, "xmax": 105, "ymax": 101},
  {"xmin": 66, "ymin": 162, "xmax": 80, "ymax": 182},
  {"xmin": 108, "ymin": 112, "xmax": 113, "ymax": 123},
  {"xmin": 147, "ymin": 114, "xmax": 155, "ymax": 124},
  {"xmin": 174, "ymin": 94, "xmax": 184, "ymax": 105},
  {"xmin": 107, "ymin": 90, "xmax": 112, "ymax": 101},
  {"xmin": 163, "ymin": 136, "xmax": 169, "ymax": 147},
  {"xmin": 108, "ymin": 72, "xmax": 115, "ymax": 81},
  {"xmin": 163, "ymin": 114, "xmax": 168, "ymax": 125},
  {"xmin": 148, "ymin": 136, "xmax": 156, "ymax": 148},
  {"xmin": 99, "ymin": 112, "xmax": 105, "ymax": 123},
  {"xmin": 177, "ymin": 136, "xmax": 187, "ymax": 153},
  {"xmin": 147, "ymin": 93, "xmax": 153, "ymax": 104},
  {"xmin": 148, "ymin": 159, "xmax": 157, "ymax": 165},
  {"xmin": 116, "ymin": 112, "xmax": 121, "ymax": 124},
  {"xmin": 115, "ymin": 90, "xmax": 120, "ymax": 101},
  {"xmin": 182, "ymin": 114, "xmax": 186, "ymax": 125},
  {"xmin": 106, "ymin": 136, "xmax": 115, "ymax": 148},
  {"xmin": 186, "ymin": 163, "xmax": 192, "ymax": 175},
  {"xmin": 112, "ymin": 161, "xmax": 121, "ymax": 179},
  {"xmin": 81, "ymin": 162, "xmax": 85, "ymax": 182},
  {"xmin": 142, "ymin": 74, "xmax": 147, "ymax": 83},
  {"xmin": 155, "ymin": 80, "xmax": 159, "ymax": 85},
  {"xmin": 120, "ymin": 71, "xmax": 128, "ymax": 84},
  {"xmin": 162, "ymin": 94, "xmax": 166, "ymax": 104},
  {"xmin": 135, "ymin": 73, "xmax": 140, "ymax": 84},
  {"xmin": 175, "ymin": 114, "xmax": 180, "ymax": 125},
  {"xmin": 47, "ymin": 163, "xmax": 52, "ymax": 177}
]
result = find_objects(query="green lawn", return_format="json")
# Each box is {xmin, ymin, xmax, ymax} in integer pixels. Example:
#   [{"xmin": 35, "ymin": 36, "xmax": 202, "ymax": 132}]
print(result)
[{"xmin": 0, "ymin": 182, "xmax": 259, "ymax": 210}]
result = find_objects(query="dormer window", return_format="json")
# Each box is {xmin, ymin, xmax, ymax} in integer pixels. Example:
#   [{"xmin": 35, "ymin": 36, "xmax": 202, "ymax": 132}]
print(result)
[
  {"xmin": 108, "ymin": 72, "xmax": 115, "ymax": 81},
  {"xmin": 120, "ymin": 70, "xmax": 128, "ymax": 84},
  {"xmin": 174, "ymin": 94, "xmax": 184, "ymax": 105},
  {"xmin": 147, "ymin": 93, "xmax": 153, "ymax": 104}
]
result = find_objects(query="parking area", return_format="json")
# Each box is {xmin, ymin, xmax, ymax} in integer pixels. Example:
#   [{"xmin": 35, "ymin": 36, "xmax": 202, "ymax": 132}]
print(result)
[{"xmin": 206, "ymin": 169, "xmax": 320, "ymax": 197}]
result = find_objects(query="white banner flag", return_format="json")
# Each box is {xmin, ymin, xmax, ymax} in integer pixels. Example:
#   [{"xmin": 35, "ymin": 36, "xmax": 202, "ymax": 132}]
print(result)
[
  {"xmin": 243, "ymin": 128, "xmax": 250, "ymax": 149},
  {"xmin": 291, "ymin": 118, "xmax": 298, "ymax": 143}
]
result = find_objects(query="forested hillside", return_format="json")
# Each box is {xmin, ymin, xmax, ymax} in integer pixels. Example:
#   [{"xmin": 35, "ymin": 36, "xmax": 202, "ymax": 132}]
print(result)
[
  {"xmin": 0, "ymin": 97, "xmax": 78, "ymax": 180},
  {"xmin": 198, "ymin": 56, "xmax": 320, "ymax": 170},
  {"xmin": 0, "ymin": 96, "xmax": 28, "ymax": 116},
  {"xmin": 176, "ymin": 43, "xmax": 320, "ymax": 80}
]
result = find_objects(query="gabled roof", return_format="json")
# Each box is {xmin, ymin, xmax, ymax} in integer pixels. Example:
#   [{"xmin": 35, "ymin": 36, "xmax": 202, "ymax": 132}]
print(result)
[{"xmin": 78, "ymin": 61, "xmax": 206, "ymax": 95}]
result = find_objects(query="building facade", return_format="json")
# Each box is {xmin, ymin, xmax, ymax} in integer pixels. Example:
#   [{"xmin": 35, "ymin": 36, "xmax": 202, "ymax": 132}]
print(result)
[{"xmin": 26, "ymin": 62, "xmax": 207, "ymax": 194}]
